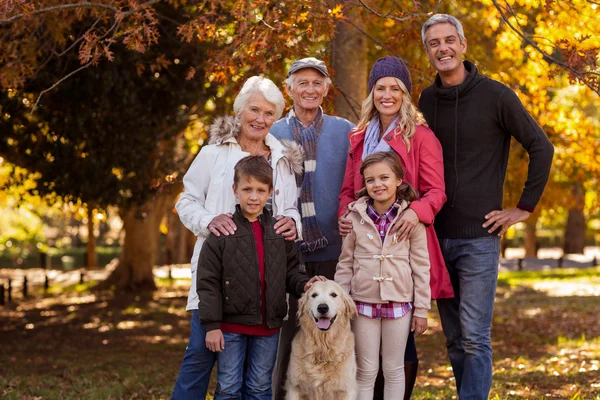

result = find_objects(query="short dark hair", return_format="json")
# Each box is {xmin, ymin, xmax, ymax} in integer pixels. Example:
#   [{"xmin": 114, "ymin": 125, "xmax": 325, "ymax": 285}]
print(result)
[{"xmin": 233, "ymin": 155, "xmax": 273, "ymax": 188}]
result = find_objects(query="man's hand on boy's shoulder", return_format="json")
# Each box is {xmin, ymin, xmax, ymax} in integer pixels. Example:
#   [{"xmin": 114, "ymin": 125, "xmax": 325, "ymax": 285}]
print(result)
[
  {"xmin": 206, "ymin": 329, "xmax": 224, "ymax": 352},
  {"xmin": 274, "ymin": 215, "xmax": 297, "ymax": 241},
  {"xmin": 304, "ymin": 275, "xmax": 327, "ymax": 292}
]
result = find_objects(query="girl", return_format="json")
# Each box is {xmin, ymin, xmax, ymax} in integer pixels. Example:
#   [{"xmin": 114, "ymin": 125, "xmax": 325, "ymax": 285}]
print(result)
[
  {"xmin": 334, "ymin": 151, "xmax": 431, "ymax": 399},
  {"xmin": 338, "ymin": 56, "xmax": 453, "ymax": 399}
]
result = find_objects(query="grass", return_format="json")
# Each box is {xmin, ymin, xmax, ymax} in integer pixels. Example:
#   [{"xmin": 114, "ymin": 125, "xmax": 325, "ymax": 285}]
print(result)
[
  {"xmin": 1, "ymin": 267, "xmax": 599, "ymax": 399},
  {"xmin": 0, "ymin": 246, "xmax": 121, "ymax": 269},
  {"xmin": 413, "ymin": 266, "xmax": 600, "ymax": 400},
  {"xmin": 498, "ymin": 266, "xmax": 600, "ymax": 286}
]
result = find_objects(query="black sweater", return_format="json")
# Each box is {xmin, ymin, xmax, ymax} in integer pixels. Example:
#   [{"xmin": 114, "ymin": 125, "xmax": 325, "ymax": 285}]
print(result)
[{"xmin": 419, "ymin": 61, "xmax": 554, "ymax": 239}]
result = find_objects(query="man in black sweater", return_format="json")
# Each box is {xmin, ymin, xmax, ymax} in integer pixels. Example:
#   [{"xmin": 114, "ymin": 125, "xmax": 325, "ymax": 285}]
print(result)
[{"xmin": 418, "ymin": 14, "xmax": 554, "ymax": 400}]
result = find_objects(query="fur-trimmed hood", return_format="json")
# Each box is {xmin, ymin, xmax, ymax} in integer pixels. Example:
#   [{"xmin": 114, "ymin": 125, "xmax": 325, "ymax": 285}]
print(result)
[
  {"xmin": 208, "ymin": 115, "xmax": 304, "ymax": 176},
  {"xmin": 208, "ymin": 115, "xmax": 241, "ymax": 145}
]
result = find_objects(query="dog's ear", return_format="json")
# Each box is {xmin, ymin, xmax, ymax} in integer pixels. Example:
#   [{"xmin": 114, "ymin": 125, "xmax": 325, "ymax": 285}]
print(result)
[
  {"xmin": 296, "ymin": 291, "xmax": 309, "ymax": 324},
  {"xmin": 341, "ymin": 289, "xmax": 358, "ymax": 319}
]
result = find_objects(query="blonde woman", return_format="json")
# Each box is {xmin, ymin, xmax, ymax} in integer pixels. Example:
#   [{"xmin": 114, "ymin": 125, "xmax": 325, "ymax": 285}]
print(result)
[{"xmin": 337, "ymin": 56, "xmax": 453, "ymax": 399}]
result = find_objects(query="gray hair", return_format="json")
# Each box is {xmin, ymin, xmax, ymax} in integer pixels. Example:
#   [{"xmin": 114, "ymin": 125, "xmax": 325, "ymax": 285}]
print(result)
[
  {"xmin": 284, "ymin": 72, "xmax": 332, "ymax": 89},
  {"xmin": 421, "ymin": 14, "xmax": 466, "ymax": 47},
  {"xmin": 233, "ymin": 76, "xmax": 286, "ymax": 120}
]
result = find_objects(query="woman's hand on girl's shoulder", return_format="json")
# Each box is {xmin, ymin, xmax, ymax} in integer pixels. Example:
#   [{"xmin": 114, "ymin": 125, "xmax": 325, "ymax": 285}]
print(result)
[
  {"xmin": 338, "ymin": 212, "xmax": 353, "ymax": 237},
  {"xmin": 411, "ymin": 316, "xmax": 427, "ymax": 336},
  {"xmin": 389, "ymin": 208, "xmax": 419, "ymax": 241}
]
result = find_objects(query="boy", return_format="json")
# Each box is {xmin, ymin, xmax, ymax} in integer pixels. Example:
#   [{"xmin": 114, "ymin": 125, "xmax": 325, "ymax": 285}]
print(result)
[{"xmin": 197, "ymin": 155, "xmax": 323, "ymax": 399}]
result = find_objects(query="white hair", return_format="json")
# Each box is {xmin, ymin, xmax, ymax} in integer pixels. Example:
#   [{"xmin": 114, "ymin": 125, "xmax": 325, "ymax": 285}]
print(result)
[
  {"xmin": 233, "ymin": 76, "xmax": 286, "ymax": 120},
  {"xmin": 285, "ymin": 71, "xmax": 332, "ymax": 89},
  {"xmin": 421, "ymin": 14, "xmax": 466, "ymax": 47}
]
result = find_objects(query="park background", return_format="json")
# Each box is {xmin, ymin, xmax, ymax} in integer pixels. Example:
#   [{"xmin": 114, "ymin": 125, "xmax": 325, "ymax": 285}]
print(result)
[{"xmin": 1, "ymin": 0, "xmax": 599, "ymax": 399}]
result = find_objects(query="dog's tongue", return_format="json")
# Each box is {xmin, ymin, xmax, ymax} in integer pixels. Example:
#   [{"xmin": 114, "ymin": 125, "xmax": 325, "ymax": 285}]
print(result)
[{"xmin": 317, "ymin": 318, "xmax": 332, "ymax": 330}]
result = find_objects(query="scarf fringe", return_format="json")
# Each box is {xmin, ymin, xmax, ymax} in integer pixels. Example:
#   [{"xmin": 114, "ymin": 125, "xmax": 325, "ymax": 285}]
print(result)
[{"xmin": 297, "ymin": 237, "xmax": 329, "ymax": 253}]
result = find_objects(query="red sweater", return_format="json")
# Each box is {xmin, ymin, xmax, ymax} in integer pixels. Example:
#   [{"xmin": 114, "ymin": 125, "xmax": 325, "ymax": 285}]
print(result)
[
  {"xmin": 338, "ymin": 125, "xmax": 454, "ymax": 300},
  {"xmin": 221, "ymin": 221, "xmax": 280, "ymax": 336}
]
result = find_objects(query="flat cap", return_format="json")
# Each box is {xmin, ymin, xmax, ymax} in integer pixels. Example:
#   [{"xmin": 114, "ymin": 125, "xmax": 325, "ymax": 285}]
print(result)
[{"xmin": 287, "ymin": 57, "xmax": 329, "ymax": 78}]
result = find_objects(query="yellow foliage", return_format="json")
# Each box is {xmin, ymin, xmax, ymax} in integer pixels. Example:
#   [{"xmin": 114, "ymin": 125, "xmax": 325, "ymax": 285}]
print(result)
[
  {"xmin": 329, "ymin": 4, "xmax": 344, "ymax": 19},
  {"xmin": 297, "ymin": 12, "xmax": 309, "ymax": 23}
]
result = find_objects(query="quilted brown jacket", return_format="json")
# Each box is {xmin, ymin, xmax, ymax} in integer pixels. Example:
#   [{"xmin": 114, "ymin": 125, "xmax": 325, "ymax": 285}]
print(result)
[{"xmin": 197, "ymin": 206, "xmax": 308, "ymax": 332}]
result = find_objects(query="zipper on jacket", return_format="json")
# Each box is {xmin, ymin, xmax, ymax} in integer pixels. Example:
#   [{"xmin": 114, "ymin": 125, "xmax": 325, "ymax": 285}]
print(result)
[
  {"xmin": 240, "ymin": 217, "xmax": 264, "ymax": 326},
  {"xmin": 451, "ymin": 87, "xmax": 459, "ymax": 208}
]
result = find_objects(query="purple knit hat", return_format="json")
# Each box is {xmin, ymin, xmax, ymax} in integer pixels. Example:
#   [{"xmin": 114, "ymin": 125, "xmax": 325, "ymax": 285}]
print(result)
[{"xmin": 368, "ymin": 56, "xmax": 412, "ymax": 94}]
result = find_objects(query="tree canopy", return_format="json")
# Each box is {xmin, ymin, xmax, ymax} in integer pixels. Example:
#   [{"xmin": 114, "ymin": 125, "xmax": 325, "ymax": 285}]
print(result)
[{"xmin": 1, "ymin": 0, "xmax": 598, "ymax": 285}]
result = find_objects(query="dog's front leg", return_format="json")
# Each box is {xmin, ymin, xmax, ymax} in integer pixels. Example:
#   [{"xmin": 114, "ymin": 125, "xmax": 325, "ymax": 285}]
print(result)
[{"xmin": 285, "ymin": 385, "xmax": 302, "ymax": 400}]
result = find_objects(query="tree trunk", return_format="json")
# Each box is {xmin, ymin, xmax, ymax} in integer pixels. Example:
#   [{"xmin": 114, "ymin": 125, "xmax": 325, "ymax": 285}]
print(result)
[
  {"xmin": 523, "ymin": 216, "xmax": 538, "ymax": 257},
  {"xmin": 99, "ymin": 187, "xmax": 179, "ymax": 291},
  {"xmin": 86, "ymin": 205, "xmax": 97, "ymax": 268},
  {"xmin": 331, "ymin": 11, "xmax": 368, "ymax": 123},
  {"xmin": 563, "ymin": 183, "xmax": 586, "ymax": 254},
  {"xmin": 165, "ymin": 207, "xmax": 195, "ymax": 265}
]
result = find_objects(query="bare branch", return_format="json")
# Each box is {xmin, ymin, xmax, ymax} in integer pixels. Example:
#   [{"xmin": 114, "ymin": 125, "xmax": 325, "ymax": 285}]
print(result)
[
  {"xmin": 31, "ymin": 61, "xmax": 94, "ymax": 113},
  {"xmin": 332, "ymin": 85, "xmax": 361, "ymax": 120},
  {"xmin": 58, "ymin": 15, "xmax": 104, "ymax": 57},
  {"xmin": 491, "ymin": 0, "xmax": 599, "ymax": 96},
  {"xmin": 1, "ymin": 2, "xmax": 118, "ymax": 25},
  {"xmin": 0, "ymin": 0, "xmax": 161, "ymax": 25},
  {"xmin": 353, "ymin": 0, "xmax": 443, "ymax": 22},
  {"xmin": 342, "ymin": 18, "xmax": 433, "ymax": 85}
]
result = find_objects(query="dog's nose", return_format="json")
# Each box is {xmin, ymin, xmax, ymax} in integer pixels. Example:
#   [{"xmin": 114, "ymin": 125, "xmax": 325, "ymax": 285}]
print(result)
[{"xmin": 317, "ymin": 304, "xmax": 329, "ymax": 315}]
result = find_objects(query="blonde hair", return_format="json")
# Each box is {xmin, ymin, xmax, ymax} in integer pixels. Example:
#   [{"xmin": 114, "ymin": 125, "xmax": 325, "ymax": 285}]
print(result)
[{"xmin": 353, "ymin": 78, "xmax": 426, "ymax": 152}]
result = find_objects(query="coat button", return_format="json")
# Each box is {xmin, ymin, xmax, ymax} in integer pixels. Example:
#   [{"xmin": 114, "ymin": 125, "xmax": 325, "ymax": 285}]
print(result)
[
  {"xmin": 275, "ymin": 189, "xmax": 280, "ymax": 195},
  {"xmin": 225, "ymin": 281, "xmax": 230, "ymax": 285},
  {"xmin": 385, "ymin": 135, "xmax": 392, "ymax": 141},
  {"xmin": 225, "ymin": 296, "xmax": 229, "ymax": 300}
]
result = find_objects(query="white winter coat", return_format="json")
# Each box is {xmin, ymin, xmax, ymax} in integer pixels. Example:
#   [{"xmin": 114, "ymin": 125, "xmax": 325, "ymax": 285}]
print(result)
[{"xmin": 176, "ymin": 116, "xmax": 303, "ymax": 311}]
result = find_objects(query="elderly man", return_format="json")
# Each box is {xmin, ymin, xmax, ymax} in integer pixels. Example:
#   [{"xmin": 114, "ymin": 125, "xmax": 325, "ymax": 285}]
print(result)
[
  {"xmin": 270, "ymin": 57, "xmax": 354, "ymax": 399},
  {"xmin": 419, "ymin": 14, "xmax": 554, "ymax": 400}
]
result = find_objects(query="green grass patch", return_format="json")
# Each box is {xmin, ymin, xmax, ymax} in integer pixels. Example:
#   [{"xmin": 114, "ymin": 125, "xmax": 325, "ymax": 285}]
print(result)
[
  {"xmin": 498, "ymin": 266, "xmax": 600, "ymax": 287},
  {"xmin": 46, "ymin": 280, "xmax": 99, "ymax": 295}
]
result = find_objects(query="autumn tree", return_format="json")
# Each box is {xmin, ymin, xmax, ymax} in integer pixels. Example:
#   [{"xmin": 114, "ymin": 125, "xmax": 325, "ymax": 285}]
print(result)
[
  {"xmin": 1, "ymin": 3, "xmax": 214, "ymax": 290},
  {"xmin": 1, "ymin": 0, "xmax": 598, "ymax": 289},
  {"xmin": 481, "ymin": 0, "xmax": 600, "ymax": 254}
]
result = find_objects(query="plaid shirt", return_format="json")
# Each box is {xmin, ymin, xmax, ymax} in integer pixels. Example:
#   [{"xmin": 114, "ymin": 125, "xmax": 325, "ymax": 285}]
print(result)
[
  {"xmin": 356, "ymin": 200, "xmax": 412, "ymax": 319},
  {"xmin": 366, "ymin": 201, "xmax": 399, "ymax": 243},
  {"xmin": 356, "ymin": 301, "xmax": 413, "ymax": 319}
]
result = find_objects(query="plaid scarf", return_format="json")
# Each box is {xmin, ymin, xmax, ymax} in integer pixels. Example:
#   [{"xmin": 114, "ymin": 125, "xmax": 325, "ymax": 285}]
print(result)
[{"xmin": 290, "ymin": 108, "xmax": 328, "ymax": 252}]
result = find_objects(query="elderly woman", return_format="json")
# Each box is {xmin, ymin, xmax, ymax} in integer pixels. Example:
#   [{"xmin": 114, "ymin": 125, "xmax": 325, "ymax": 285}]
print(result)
[
  {"xmin": 171, "ymin": 76, "xmax": 302, "ymax": 399},
  {"xmin": 337, "ymin": 57, "xmax": 454, "ymax": 399}
]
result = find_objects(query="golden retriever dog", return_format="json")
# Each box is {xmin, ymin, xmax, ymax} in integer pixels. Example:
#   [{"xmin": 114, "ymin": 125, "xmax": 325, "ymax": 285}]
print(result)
[{"xmin": 286, "ymin": 280, "xmax": 358, "ymax": 400}]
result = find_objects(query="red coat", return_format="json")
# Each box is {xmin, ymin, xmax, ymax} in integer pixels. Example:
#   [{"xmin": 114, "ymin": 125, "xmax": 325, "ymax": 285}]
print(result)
[{"xmin": 338, "ymin": 125, "xmax": 454, "ymax": 300}]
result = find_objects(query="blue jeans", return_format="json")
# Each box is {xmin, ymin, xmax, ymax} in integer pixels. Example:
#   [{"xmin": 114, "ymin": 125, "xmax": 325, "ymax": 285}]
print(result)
[
  {"xmin": 436, "ymin": 236, "xmax": 500, "ymax": 400},
  {"xmin": 215, "ymin": 332, "xmax": 280, "ymax": 400},
  {"xmin": 172, "ymin": 310, "xmax": 216, "ymax": 399}
]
